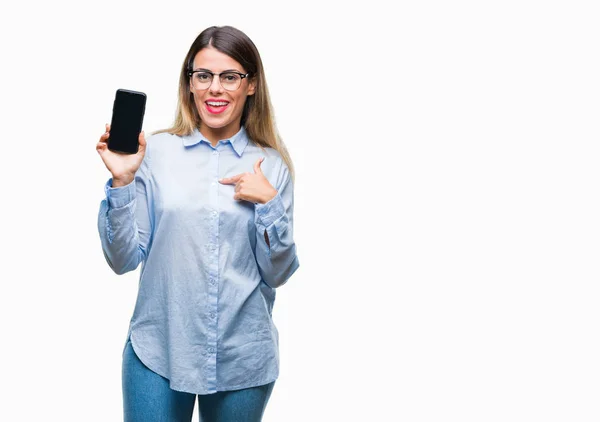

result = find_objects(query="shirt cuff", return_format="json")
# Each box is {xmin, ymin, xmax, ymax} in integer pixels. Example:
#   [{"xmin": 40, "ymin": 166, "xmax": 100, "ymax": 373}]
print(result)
[
  {"xmin": 255, "ymin": 192, "xmax": 285, "ymax": 228},
  {"xmin": 105, "ymin": 178, "xmax": 136, "ymax": 208}
]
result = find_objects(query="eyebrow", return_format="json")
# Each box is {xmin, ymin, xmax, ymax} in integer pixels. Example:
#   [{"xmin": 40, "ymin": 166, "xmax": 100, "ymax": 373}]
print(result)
[{"xmin": 192, "ymin": 67, "xmax": 243, "ymax": 73}]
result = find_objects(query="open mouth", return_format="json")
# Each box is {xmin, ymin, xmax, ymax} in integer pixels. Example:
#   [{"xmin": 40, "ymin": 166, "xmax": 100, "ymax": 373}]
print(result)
[{"xmin": 205, "ymin": 101, "xmax": 230, "ymax": 114}]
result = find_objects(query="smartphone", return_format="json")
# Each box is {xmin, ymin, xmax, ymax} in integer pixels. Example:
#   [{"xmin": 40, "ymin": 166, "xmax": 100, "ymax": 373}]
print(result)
[{"xmin": 108, "ymin": 89, "xmax": 147, "ymax": 154}]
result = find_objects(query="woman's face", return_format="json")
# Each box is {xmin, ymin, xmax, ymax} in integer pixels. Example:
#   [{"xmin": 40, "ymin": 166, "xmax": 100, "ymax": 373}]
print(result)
[{"xmin": 190, "ymin": 46, "xmax": 256, "ymax": 141}]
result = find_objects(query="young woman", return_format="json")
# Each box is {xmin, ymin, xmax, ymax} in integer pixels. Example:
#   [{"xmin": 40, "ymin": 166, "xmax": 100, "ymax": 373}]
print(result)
[{"xmin": 96, "ymin": 25, "xmax": 299, "ymax": 422}]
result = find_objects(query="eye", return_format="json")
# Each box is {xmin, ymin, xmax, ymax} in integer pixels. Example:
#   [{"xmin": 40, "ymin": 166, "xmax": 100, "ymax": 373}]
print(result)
[
  {"xmin": 223, "ymin": 73, "xmax": 240, "ymax": 82},
  {"xmin": 195, "ymin": 72, "xmax": 211, "ymax": 81}
]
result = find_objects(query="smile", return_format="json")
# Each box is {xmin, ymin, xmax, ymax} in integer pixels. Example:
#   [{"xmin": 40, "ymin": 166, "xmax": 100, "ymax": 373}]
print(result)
[{"xmin": 205, "ymin": 101, "xmax": 230, "ymax": 114}]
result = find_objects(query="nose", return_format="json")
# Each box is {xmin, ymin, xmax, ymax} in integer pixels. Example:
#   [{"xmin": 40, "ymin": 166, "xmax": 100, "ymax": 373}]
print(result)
[{"xmin": 209, "ymin": 76, "xmax": 224, "ymax": 94}]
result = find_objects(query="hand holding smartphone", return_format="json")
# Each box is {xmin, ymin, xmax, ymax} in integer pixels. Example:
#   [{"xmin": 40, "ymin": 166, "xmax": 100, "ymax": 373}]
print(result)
[
  {"xmin": 108, "ymin": 89, "xmax": 147, "ymax": 154},
  {"xmin": 96, "ymin": 89, "xmax": 148, "ymax": 186}
]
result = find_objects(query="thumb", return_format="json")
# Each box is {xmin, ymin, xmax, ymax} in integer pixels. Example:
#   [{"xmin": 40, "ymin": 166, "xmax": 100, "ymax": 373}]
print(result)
[
  {"xmin": 254, "ymin": 157, "xmax": 265, "ymax": 174},
  {"xmin": 138, "ymin": 131, "xmax": 146, "ymax": 153}
]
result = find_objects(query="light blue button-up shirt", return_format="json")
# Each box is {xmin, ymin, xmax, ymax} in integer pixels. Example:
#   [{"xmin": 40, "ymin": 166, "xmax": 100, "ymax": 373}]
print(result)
[{"xmin": 97, "ymin": 126, "xmax": 299, "ymax": 394}]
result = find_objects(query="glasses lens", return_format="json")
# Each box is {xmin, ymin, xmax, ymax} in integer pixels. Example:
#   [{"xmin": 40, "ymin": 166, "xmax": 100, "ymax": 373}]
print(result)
[
  {"xmin": 192, "ymin": 72, "xmax": 212, "ymax": 89},
  {"xmin": 220, "ymin": 72, "xmax": 242, "ymax": 91}
]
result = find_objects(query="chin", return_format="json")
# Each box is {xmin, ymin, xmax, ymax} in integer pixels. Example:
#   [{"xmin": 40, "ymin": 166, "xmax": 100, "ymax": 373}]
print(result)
[{"xmin": 201, "ymin": 116, "xmax": 231, "ymax": 129}]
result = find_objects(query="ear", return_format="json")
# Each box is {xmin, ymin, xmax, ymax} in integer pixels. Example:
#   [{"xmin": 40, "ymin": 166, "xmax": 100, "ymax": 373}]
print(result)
[{"xmin": 247, "ymin": 77, "xmax": 257, "ymax": 96}]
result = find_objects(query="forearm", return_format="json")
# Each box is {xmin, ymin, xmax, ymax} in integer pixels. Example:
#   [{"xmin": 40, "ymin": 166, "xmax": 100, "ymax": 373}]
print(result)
[
  {"xmin": 97, "ymin": 179, "xmax": 148, "ymax": 275},
  {"xmin": 254, "ymin": 191, "xmax": 299, "ymax": 288},
  {"xmin": 256, "ymin": 229, "xmax": 299, "ymax": 288}
]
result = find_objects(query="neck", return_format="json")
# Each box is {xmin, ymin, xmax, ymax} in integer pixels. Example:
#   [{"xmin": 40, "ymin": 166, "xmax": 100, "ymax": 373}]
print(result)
[{"xmin": 199, "ymin": 124, "xmax": 241, "ymax": 147}]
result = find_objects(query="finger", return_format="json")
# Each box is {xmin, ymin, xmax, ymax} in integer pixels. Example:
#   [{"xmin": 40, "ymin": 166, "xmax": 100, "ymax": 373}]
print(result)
[
  {"xmin": 105, "ymin": 123, "xmax": 111, "ymax": 132},
  {"xmin": 253, "ymin": 157, "xmax": 265, "ymax": 174},
  {"xmin": 99, "ymin": 130, "xmax": 110, "ymax": 144},
  {"xmin": 219, "ymin": 174, "xmax": 243, "ymax": 184},
  {"xmin": 96, "ymin": 141, "xmax": 107, "ymax": 154}
]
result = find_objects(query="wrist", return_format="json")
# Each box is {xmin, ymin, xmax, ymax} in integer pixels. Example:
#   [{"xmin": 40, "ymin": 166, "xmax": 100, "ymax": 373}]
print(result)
[
  {"xmin": 112, "ymin": 175, "xmax": 134, "ymax": 187},
  {"xmin": 260, "ymin": 188, "xmax": 278, "ymax": 204}
]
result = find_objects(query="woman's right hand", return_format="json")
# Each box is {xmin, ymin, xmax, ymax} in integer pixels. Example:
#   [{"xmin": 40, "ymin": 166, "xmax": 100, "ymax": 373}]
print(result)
[{"xmin": 96, "ymin": 123, "xmax": 146, "ymax": 187}]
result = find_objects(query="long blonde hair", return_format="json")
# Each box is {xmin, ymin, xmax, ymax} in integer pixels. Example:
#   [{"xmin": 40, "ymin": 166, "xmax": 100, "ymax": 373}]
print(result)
[{"xmin": 153, "ymin": 26, "xmax": 295, "ymax": 181}]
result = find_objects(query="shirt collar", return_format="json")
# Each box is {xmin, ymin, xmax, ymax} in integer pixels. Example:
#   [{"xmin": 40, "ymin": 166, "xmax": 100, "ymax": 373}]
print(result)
[{"xmin": 182, "ymin": 126, "xmax": 249, "ymax": 157}]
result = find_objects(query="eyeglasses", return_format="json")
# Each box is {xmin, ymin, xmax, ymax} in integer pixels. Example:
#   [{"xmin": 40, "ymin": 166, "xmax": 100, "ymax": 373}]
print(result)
[{"xmin": 187, "ymin": 70, "xmax": 250, "ymax": 91}]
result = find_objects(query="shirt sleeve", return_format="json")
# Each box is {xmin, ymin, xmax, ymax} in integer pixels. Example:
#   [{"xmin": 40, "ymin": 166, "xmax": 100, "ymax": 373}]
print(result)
[
  {"xmin": 254, "ymin": 158, "xmax": 299, "ymax": 288},
  {"xmin": 97, "ymin": 151, "xmax": 153, "ymax": 275}
]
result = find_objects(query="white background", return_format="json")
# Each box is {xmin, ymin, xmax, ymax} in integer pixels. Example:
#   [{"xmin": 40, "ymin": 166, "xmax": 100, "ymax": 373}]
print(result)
[{"xmin": 1, "ymin": 0, "xmax": 599, "ymax": 421}]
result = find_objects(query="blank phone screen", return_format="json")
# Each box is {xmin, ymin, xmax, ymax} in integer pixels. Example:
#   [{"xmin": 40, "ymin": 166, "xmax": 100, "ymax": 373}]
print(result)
[{"xmin": 108, "ymin": 89, "xmax": 146, "ymax": 154}]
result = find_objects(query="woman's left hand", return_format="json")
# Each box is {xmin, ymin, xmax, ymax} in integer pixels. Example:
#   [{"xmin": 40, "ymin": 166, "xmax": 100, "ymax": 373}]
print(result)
[{"xmin": 219, "ymin": 157, "xmax": 278, "ymax": 204}]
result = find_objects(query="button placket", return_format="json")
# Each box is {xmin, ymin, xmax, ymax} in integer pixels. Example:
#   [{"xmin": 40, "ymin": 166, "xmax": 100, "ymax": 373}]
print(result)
[{"xmin": 204, "ymin": 145, "xmax": 220, "ymax": 387}]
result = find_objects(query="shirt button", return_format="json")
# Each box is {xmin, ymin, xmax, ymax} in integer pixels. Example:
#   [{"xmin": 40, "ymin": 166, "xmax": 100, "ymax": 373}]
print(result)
[
  {"xmin": 213, "ymin": 151, "xmax": 218, "ymax": 155},
  {"xmin": 208, "ymin": 347, "xmax": 215, "ymax": 353},
  {"xmin": 209, "ymin": 312, "xmax": 215, "ymax": 318},
  {"xmin": 210, "ymin": 278, "xmax": 216, "ymax": 285},
  {"xmin": 212, "ymin": 211, "xmax": 218, "ymax": 217}
]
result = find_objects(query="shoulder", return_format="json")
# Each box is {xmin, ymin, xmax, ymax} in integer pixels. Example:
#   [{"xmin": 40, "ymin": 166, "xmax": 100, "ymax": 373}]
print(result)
[
  {"xmin": 144, "ymin": 131, "xmax": 181, "ymax": 156},
  {"xmin": 261, "ymin": 146, "xmax": 282, "ymax": 160},
  {"xmin": 146, "ymin": 131, "xmax": 179, "ymax": 147},
  {"xmin": 246, "ymin": 143, "xmax": 285, "ymax": 168}
]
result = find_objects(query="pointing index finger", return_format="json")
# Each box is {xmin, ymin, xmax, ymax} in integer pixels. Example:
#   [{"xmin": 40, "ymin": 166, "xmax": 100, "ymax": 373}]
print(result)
[{"xmin": 219, "ymin": 173, "xmax": 243, "ymax": 184}]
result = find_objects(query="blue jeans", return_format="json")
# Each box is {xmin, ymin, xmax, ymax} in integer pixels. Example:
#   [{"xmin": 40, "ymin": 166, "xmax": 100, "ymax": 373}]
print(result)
[{"xmin": 122, "ymin": 338, "xmax": 275, "ymax": 422}]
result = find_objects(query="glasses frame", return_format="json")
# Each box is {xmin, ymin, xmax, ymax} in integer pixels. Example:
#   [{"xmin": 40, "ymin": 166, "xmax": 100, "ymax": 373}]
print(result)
[{"xmin": 187, "ymin": 70, "xmax": 251, "ymax": 92}]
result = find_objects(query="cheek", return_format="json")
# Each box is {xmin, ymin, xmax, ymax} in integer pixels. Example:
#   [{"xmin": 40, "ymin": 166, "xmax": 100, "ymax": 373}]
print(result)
[
  {"xmin": 194, "ymin": 97, "xmax": 206, "ymax": 114},
  {"xmin": 233, "ymin": 93, "xmax": 249, "ymax": 109}
]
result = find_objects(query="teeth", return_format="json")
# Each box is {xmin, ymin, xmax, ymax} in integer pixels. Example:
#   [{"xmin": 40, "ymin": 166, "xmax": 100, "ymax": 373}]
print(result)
[{"xmin": 207, "ymin": 101, "xmax": 229, "ymax": 106}]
